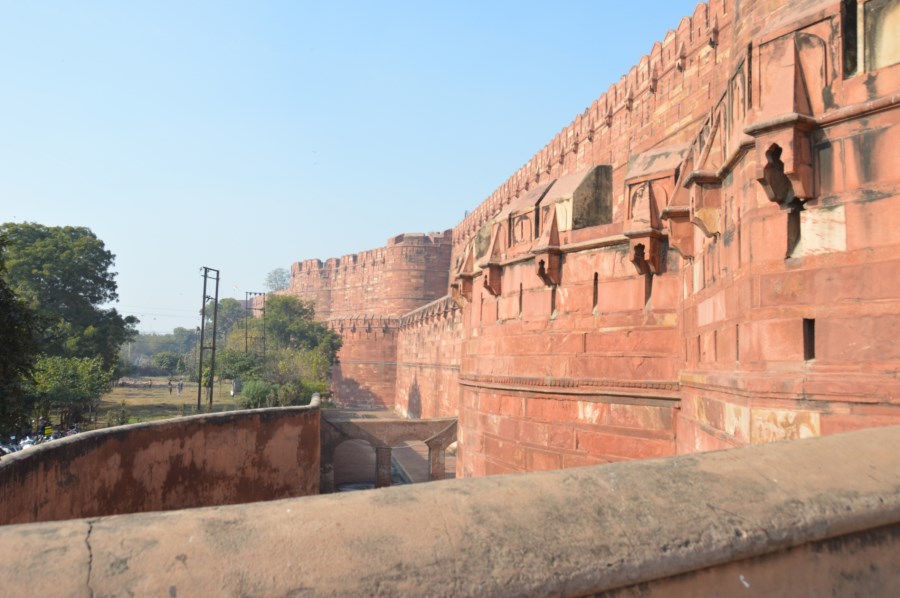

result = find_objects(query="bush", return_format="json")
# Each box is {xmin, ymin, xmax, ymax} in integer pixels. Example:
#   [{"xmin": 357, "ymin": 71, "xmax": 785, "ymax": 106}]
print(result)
[{"xmin": 240, "ymin": 379, "xmax": 275, "ymax": 409}]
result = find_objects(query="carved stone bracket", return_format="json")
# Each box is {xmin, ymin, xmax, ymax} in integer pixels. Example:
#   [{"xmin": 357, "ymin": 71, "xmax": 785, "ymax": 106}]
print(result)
[
  {"xmin": 748, "ymin": 121, "xmax": 815, "ymax": 208},
  {"xmin": 532, "ymin": 203, "xmax": 562, "ymax": 286},
  {"xmin": 450, "ymin": 277, "xmax": 472, "ymax": 307},
  {"xmin": 535, "ymin": 251, "xmax": 561, "ymax": 286},
  {"xmin": 625, "ymin": 229, "xmax": 665, "ymax": 275},
  {"xmin": 451, "ymin": 244, "xmax": 476, "ymax": 305},
  {"xmin": 684, "ymin": 170, "xmax": 722, "ymax": 238},
  {"xmin": 624, "ymin": 161, "xmax": 680, "ymax": 275},
  {"xmin": 661, "ymin": 205, "xmax": 692, "ymax": 259},
  {"xmin": 479, "ymin": 223, "xmax": 505, "ymax": 297},
  {"xmin": 745, "ymin": 31, "xmax": 819, "ymax": 207},
  {"xmin": 482, "ymin": 263, "xmax": 501, "ymax": 296}
]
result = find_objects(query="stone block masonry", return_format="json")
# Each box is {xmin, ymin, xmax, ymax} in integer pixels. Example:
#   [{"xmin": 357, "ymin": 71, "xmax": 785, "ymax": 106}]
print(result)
[
  {"xmin": 284, "ymin": 231, "xmax": 453, "ymax": 409},
  {"xmin": 281, "ymin": 0, "xmax": 900, "ymax": 473}
]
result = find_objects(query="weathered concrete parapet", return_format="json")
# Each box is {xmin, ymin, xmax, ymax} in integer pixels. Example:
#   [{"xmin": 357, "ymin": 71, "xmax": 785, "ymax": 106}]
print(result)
[
  {"xmin": 0, "ymin": 405, "xmax": 321, "ymax": 525},
  {"xmin": 1, "ymin": 425, "xmax": 898, "ymax": 596}
]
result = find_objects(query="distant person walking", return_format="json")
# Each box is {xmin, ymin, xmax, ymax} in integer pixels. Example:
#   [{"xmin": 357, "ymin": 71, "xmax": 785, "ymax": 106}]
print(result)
[
  {"xmin": 168, "ymin": 380, "xmax": 173, "ymax": 395},
  {"xmin": 177, "ymin": 380, "xmax": 184, "ymax": 396}
]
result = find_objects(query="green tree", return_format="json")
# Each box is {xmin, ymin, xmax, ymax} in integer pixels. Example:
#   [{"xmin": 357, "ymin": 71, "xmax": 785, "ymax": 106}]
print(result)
[
  {"xmin": 264, "ymin": 295, "xmax": 340, "ymax": 356},
  {"xmin": 265, "ymin": 268, "xmax": 290, "ymax": 292},
  {"xmin": 1, "ymin": 222, "xmax": 138, "ymax": 368},
  {"xmin": 151, "ymin": 351, "xmax": 184, "ymax": 376},
  {"xmin": 217, "ymin": 349, "xmax": 263, "ymax": 381},
  {"xmin": 28, "ymin": 356, "xmax": 113, "ymax": 426},
  {"xmin": 206, "ymin": 295, "xmax": 340, "ymax": 411},
  {"xmin": 170, "ymin": 327, "xmax": 200, "ymax": 354},
  {"xmin": 0, "ymin": 237, "xmax": 40, "ymax": 436},
  {"xmin": 205, "ymin": 297, "xmax": 246, "ymax": 350}
]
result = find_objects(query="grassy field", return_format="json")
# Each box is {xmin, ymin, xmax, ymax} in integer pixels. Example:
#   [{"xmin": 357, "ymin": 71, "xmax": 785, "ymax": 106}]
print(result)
[{"xmin": 94, "ymin": 376, "xmax": 241, "ymax": 427}]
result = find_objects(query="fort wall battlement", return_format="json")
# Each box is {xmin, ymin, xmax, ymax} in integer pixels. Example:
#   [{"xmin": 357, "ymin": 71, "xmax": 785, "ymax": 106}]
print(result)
[
  {"xmin": 284, "ymin": 231, "xmax": 453, "ymax": 409},
  {"xmin": 285, "ymin": 0, "xmax": 900, "ymax": 471},
  {"xmin": 451, "ymin": 0, "xmax": 736, "ymax": 256},
  {"xmin": 288, "ymin": 230, "xmax": 452, "ymax": 323}
]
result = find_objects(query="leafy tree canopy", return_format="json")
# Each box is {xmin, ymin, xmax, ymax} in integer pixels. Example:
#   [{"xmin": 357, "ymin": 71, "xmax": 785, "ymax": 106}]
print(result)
[
  {"xmin": 28, "ymin": 356, "xmax": 113, "ymax": 425},
  {"xmin": 265, "ymin": 267, "xmax": 290, "ymax": 292},
  {"xmin": 150, "ymin": 351, "xmax": 186, "ymax": 375},
  {"xmin": 126, "ymin": 328, "xmax": 199, "ymax": 361},
  {"xmin": 264, "ymin": 295, "xmax": 340, "ymax": 358},
  {"xmin": 217, "ymin": 349, "xmax": 263, "ymax": 381},
  {"xmin": 0, "ymin": 222, "xmax": 138, "ymax": 368},
  {"xmin": 0, "ymin": 236, "xmax": 40, "ymax": 435},
  {"xmin": 205, "ymin": 297, "xmax": 246, "ymax": 349}
]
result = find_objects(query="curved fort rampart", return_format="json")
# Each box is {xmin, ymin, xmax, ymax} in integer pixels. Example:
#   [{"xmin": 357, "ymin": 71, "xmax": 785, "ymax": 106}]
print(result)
[
  {"xmin": 285, "ymin": 231, "xmax": 453, "ymax": 409},
  {"xmin": 285, "ymin": 0, "xmax": 900, "ymax": 475}
]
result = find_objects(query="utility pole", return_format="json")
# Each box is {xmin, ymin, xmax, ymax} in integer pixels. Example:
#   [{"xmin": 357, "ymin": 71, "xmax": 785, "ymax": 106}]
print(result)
[{"xmin": 197, "ymin": 267, "xmax": 220, "ymax": 413}]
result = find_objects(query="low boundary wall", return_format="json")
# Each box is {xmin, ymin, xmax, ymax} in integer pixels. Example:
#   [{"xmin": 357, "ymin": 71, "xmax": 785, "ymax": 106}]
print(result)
[
  {"xmin": 0, "ymin": 404, "xmax": 321, "ymax": 525},
  {"xmin": 0, "ymin": 425, "xmax": 897, "ymax": 595}
]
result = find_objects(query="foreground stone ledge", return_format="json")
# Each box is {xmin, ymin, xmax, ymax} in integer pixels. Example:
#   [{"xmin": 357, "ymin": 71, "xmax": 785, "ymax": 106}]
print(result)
[{"xmin": 1, "ymin": 425, "xmax": 898, "ymax": 596}]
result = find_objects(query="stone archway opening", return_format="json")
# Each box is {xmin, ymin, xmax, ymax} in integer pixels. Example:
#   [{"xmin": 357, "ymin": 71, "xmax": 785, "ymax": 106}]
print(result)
[{"xmin": 333, "ymin": 439, "xmax": 377, "ymax": 491}]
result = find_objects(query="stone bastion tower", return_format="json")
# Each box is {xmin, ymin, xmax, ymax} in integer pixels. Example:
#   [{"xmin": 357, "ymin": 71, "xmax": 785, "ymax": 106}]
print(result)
[{"xmin": 284, "ymin": 231, "xmax": 453, "ymax": 409}]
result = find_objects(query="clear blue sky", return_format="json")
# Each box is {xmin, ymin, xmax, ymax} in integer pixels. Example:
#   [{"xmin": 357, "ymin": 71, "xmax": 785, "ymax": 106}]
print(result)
[{"xmin": 1, "ymin": 0, "xmax": 700, "ymax": 333}]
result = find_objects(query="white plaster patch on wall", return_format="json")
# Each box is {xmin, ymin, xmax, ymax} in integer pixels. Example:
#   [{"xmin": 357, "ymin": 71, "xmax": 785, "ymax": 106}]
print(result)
[{"xmin": 794, "ymin": 205, "xmax": 846, "ymax": 257}]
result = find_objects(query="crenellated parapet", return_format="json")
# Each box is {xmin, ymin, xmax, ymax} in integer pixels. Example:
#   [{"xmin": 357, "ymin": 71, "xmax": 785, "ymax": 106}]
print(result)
[
  {"xmin": 452, "ymin": 1, "xmax": 733, "ymax": 257},
  {"xmin": 399, "ymin": 296, "xmax": 460, "ymax": 329},
  {"xmin": 285, "ymin": 230, "xmax": 453, "ymax": 321},
  {"xmin": 277, "ymin": 0, "xmax": 900, "ymax": 470}
]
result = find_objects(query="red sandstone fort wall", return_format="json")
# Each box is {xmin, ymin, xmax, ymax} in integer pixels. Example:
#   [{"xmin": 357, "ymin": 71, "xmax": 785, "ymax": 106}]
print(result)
[
  {"xmin": 395, "ymin": 296, "xmax": 463, "ymax": 419},
  {"xmin": 330, "ymin": 327, "xmax": 399, "ymax": 410},
  {"xmin": 289, "ymin": 231, "xmax": 453, "ymax": 321},
  {"xmin": 285, "ymin": 231, "xmax": 453, "ymax": 409},
  {"xmin": 276, "ymin": 0, "xmax": 900, "ymax": 475},
  {"xmin": 447, "ymin": 0, "xmax": 900, "ymax": 474},
  {"xmin": 675, "ymin": 0, "xmax": 900, "ymax": 452},
  {"xmin": 450, "ymin": 0, "xmax": 735, "ymax": 473}
]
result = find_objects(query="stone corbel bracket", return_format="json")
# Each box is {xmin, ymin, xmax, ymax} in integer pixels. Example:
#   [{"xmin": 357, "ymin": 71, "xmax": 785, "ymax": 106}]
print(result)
[
  {"xmin": 624, "ymin": 228, "xmax": 665, "ymax": 276},
  {"xmin": 531, "ymin": 203, "xmax": 562, "ymax": 286},
  {"xmin": 624, "ymin": 179, "xmax": 668, "ymax": 276},
  {"xmin": 746, "ymin": 113, "xmax": 816, "ymax": 209},
  {"xmin": 482, "ymin": 263, "xmax": 502, "ymax": 296},
  {"xmin": 660, "ymin": 205, "xmax": 692, "ymax": 260},
  {"xmin": 684, "ymin": 169, "xmax": 723, "ymax": 238},
  {"xmin": 479, "ymin": 222, "xmax": 504, "ymax": 297},
  {"xmin": 450, "ymin": 244, "xmax": 476, "ymax": 306}
]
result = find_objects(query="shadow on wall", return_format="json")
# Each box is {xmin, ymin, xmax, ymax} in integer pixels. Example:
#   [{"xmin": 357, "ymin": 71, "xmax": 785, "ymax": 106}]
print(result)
[
  {"xmin": 408, "ymin": 377, "xmax": 422, "ymax": 419},
  {"xmin": 333, "ymin": 439, "xmax": 376, "ymax": 486},
  {"xmin": 334, "ymin": 375, "xmax": 386, "ymax": 409}
]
